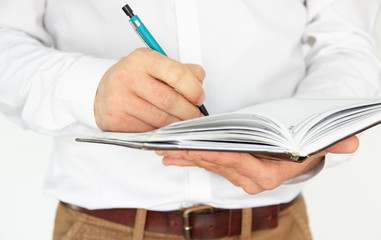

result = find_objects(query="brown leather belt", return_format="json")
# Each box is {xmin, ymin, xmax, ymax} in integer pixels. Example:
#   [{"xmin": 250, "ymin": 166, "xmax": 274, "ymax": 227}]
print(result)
[{"xmin": 61, "ymin": 195, "xmax": 300, "ymax": 240}]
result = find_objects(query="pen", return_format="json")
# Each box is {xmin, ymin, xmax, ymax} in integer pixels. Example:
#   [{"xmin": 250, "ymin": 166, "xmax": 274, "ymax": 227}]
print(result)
[{"xmin": 122, "ymin": 4, "xmax": 209, "ymax": 116}]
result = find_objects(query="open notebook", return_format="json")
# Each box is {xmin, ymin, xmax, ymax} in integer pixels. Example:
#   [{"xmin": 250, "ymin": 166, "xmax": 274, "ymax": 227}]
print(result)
[{"xmin": 77, "ymin": 97, "xmax": 381, "ymax": 162}]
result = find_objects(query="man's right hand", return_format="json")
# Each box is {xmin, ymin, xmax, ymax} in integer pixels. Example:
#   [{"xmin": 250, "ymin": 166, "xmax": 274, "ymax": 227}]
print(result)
[{"xmin": 94, "ymin": 48, "xmax": 206, "ymax": 133}]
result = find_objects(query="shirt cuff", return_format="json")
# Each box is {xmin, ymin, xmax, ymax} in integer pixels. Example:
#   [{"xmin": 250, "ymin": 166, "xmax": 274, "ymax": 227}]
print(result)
[
  {"xmin": 58, "ymin": 56, "xmax": 118, "ymax": 129},
  {"xmin": 283, "ymin": 156, "xmax": 326, "ymax": 185}
]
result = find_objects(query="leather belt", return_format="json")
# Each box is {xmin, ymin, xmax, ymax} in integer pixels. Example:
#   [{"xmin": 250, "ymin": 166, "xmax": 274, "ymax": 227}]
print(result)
[{"xmin": 61, "ymin": 195, "xmax": 300, "ymax": 240}]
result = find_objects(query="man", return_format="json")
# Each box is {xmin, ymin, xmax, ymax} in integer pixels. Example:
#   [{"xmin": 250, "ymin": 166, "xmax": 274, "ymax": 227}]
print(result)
[{"xmin": 0, "ymin": 0, "xmax": 380, "ymax": 239}]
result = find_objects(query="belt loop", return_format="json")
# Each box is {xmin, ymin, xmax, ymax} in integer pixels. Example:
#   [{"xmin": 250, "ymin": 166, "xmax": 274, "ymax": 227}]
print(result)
[
  {"xmin": 227, "ymin": 209, "xmax": 232, "ymax": 237},
  {"xmin": 241, "ymin": 208, "xmax": 252, "ymax": 240},
  {"xmin": 132, "ymin": 208, "xmax": 147, "ymax": 240}
]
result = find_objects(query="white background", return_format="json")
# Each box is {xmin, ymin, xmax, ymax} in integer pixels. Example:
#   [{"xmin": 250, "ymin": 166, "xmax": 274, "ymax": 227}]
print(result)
[{"xmin": 1, "ymin": 10, "xmax": 381, "ymax": 240}]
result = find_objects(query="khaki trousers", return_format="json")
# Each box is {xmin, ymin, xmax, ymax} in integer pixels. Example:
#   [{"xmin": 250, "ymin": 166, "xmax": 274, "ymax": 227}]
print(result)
[{"xmin": 53, "ymin": 196, "xmax": 312, "ymax": 240}]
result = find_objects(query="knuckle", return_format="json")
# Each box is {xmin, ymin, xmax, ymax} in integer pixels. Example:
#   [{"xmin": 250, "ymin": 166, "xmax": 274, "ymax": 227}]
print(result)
[
  {"xmin": 194, "ymin": 64, "xmax": 206, "ymax": 80},
  {"xmin": 240, "ymin": 181, "xmax": 260, "ymax": 195},
  {"xmin": 227, "ymin": 173, "xmax": 240, "ymax": 185},
  {"xmin": 113, "ymin": 72, "xmax": 132, "ymax": 85},
  {"xmin": 200, "ymin": 163, "xmax": 213, "ymax": 172},
  {"xmin": 230, "ymin": 159, "xmax": 243, "ymax": 170},
  {"xmin": 106, "ymin": 112, "xmax": 125, "ymax": 131},
  {"xmin": 130, "ymin": 48, "xmax": 159, "ymax": 62},
  {"xmin": 258, "ymin": 177, "xmax": 279, "ymax": 191},
  {"xmin": 199, "ymin": 66, "xmax": 206, "ymax": 78},
  {"xmin": 160, "ymin": 91, "xmax": 177, "ymax": 109},
  {"xmin": 214, "ymin": 164, "xmax": 225, "ymax": 174},
  {"xmin": 107, "ymin": 65, "xmax": 135, "ymax": 86},
  {"xmin": 167, "ymin": 65, "xmax": 187, "ymax": 85},
  {"xmin": 151, "ymin": 109, "xmax": 171, "ymax": 127},
  {"xmin": 130, "ymin": 47, "xmax": 149, "ymax": 58}
]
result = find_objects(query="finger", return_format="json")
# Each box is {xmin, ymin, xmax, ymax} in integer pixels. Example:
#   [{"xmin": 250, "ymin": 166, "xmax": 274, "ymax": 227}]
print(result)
[
  {"xmin": 188, "ymin": 151, "xmax": 287, "ymax": 190},
  {"xmin": 185, "ymin": 64, "xmax": 206, "ymax": 84},
  {"xmin": 155, "ymin": 150, "xmax": 167, "ymax": 156},
  {"xmin": 103, "ymin": 111, "xmax": 156, "ymax": 133},
  {"xmin": 326, "ymin": 135, "xmax": 359, "ymax": 153},
  {"xmin": 160, "ymin": 150, "xmax": 223, "ymax": 172},
  {"xmin": 162, "ymin": 156, "xmax": 197, "ymax": 167},
  {"xmin": 172, "ymin": 150, "xmax": 264, "ymax": 183},
  {"xmin": 139, "ymin": 50, "xmax": 205, "ymax": 105},
  {"xmin": 165, "ymin": 150, "xmax": 257, "ymax": 179},
  {"xmin": 124, "ymin": 94, "xmax": 182, "ymax": 129},
  {"xmin": 161, "ymin": 150, "xmax": 278, "ymax": 194},
  {"xmin": 133, "ymin": 75, "xmax": 202, "ymax": 120},
  {"xmin": 163, "ymin": 153, "xmax": 238, "ymax": 181},
  {"xmin": 179, "ymin": 155, "xmax": 265, "ymax": 195},
  {"xmin": 94, "ymin": 87, "xmax": 157, "ymax": 132},
  {"xmin": 188, "ymin": 151, "xmax": 261, "ymax": 176}
]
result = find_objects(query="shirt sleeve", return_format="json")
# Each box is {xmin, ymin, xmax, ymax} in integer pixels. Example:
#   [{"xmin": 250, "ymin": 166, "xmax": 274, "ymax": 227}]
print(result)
[
  {"xmin": 296, "ymin": 0, "xmax": 381, "ymax": 98},
  {"xmin": 289, "ymin": 0, "xmax": 381, "ymax": 183},
  {"xmin": 0, "ymin": 0, "xmax": 117, "ymax": 135}
]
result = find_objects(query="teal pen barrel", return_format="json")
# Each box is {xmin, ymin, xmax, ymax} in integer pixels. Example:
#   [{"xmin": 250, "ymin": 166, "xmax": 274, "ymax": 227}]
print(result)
[{"xmin": 131, "ymin": 16, "xmax": 167, "ymax": 56}]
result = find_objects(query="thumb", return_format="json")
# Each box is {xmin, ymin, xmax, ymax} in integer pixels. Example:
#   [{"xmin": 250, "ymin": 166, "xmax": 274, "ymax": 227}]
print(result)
[{"xmin": 326, "ymin": 135, "xmax": 359, "ymax": 154}]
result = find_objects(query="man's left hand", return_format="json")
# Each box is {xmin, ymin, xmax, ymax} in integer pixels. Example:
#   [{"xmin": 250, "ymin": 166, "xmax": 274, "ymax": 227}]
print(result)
[{"xmin": 155, "ymin": 136, "xmax": 359, "ymax": 195}]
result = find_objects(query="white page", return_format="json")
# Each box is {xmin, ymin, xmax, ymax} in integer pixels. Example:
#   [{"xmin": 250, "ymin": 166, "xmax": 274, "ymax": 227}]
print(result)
[
  {"xmin": 299, "ymin": 104, "xmax": 381, "ymax": 146},
  {"xmin": 237, "ymin": 98, "xmax": 381, "ymax": 140},
  {"xmin": 302, "ymin": 111, "xmax": 381, "ymax": 154}
]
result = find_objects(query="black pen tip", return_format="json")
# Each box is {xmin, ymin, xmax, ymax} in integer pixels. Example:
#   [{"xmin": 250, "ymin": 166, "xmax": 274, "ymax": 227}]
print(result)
[
  {"xmin": 122, "ymin": 4, "xmax": 134, "ymax": 18},
  {"xmin": 198, "ymin": 104, "xmax": 209, "ymax": 116}
]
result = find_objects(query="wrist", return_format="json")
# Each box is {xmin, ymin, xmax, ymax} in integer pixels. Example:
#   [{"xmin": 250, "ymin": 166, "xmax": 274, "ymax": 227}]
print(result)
[{"xmin": 283, "ymin": 156, "xmax": 326, "ymax": 185}]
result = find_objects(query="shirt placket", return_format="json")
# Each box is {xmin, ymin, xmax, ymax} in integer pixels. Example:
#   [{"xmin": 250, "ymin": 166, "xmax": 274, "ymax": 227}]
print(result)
[{"xmin": 174, "ymin": 0, "xmax": 211, "ymax": 206}]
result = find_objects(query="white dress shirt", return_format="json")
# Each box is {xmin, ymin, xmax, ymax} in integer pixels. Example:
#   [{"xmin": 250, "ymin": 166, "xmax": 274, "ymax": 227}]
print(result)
[{"xmin": 0, "ymin": 0, "xmax": 380, "ymax": 210}]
